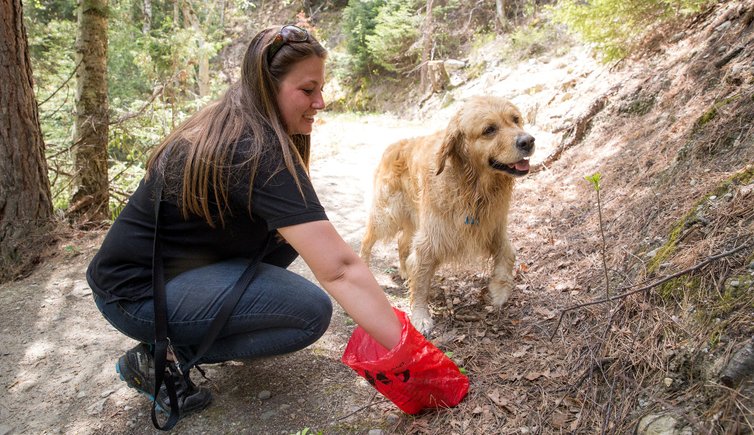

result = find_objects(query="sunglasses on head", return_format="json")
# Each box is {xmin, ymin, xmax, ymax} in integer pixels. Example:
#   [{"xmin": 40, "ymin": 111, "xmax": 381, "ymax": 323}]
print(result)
[{"xmin": 267, "ymin": 25, "xmax": 309, "ymax": 64}]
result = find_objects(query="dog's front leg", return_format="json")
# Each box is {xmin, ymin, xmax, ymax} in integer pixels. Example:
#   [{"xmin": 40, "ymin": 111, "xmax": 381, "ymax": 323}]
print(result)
[
  {"xmin": 488, "ymin": 237, "xmax": 515, "ymax": 306},
  {"xmin": 406, "ymin": 244, "xmax": 438, "ymax": 335}
]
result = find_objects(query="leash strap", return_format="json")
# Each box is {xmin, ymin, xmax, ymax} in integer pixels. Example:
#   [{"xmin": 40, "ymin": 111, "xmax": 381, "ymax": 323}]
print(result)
[{"xmin": 150, "ymin": 175, "xmax": 270, "ymax": 430}]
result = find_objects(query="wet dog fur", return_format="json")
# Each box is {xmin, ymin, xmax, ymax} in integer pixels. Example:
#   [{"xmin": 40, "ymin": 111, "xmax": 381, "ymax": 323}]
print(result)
[{"xmin": 360, "ymin": 96, "xmax": 535, "ymax": 333}]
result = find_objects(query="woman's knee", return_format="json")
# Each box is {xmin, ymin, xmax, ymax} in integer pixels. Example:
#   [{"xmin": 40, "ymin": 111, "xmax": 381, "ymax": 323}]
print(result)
[{"xmin": 308, "ymin": 290, "xmax": 333, "ymax": 338}]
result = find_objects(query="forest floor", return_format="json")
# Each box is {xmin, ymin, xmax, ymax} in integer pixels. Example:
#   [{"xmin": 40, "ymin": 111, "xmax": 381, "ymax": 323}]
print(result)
[{"xmin": 2, "ymin": 1, "xmax": 754, "ymax": 434}]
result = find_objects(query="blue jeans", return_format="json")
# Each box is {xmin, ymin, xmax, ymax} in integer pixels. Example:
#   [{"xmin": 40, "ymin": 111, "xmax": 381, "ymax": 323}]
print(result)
[{"xmin": 93, "ymin": 245, "xmax": 332, "ymax": 364}]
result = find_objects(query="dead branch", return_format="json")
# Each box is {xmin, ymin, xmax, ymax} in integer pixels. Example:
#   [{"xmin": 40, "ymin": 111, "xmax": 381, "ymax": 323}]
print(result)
[
  {"xmin": 715, "ymin": 46, "xmax": 744, "ymax": 68},
  {"xmin": 111, "ymin": 84, "xmax": 165, "ymax": 125},
  {"xmin": 550, "ymin": 243, "xmax": 751, "ymax": 340},
  {"xmin": 110, "ymin": 67, "xmax": 186, "ymax": 126},
  {"xmin": 38, "ymin": 60, "xmax": 82, "ymax": 108}
]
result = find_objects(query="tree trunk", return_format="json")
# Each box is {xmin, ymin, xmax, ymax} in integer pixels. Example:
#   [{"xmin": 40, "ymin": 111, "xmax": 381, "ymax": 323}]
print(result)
[
  {"xmin": 182, "ymin": 1, "xmax": 210, "ymax": 97},
  {"xmin": 0, "ymin": 0, "xmax": 54, "ymax": 282},
  {"xmin": 496, "ymin": 0, "xmax": 507, "ymax": 31},
  {"xmin": 419, "ymin": 0, "xmax": 435, "ymax": 94},
  {"xmin": 142, "ymin": 0, "xmax": 152, "ymax": 34},
  {"xmin": 71, "ymin": 0, "xmax": 110, "ymax": 222}
]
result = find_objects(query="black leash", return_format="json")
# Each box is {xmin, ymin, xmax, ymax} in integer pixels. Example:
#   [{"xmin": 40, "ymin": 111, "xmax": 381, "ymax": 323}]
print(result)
[{"xmin": 150, "ymin": 176, "xmax": 269, "ymax": 430}]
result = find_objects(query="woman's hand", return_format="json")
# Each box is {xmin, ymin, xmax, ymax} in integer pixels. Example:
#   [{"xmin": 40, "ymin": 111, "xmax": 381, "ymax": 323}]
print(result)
[{"xmin": 278, "ymin": 220, "xmax": 402, "ymax": 350}]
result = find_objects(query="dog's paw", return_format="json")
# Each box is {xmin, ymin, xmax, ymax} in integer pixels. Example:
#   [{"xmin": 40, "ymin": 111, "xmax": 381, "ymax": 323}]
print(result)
[
  {"xmin": 487, "ymin": 281, "xmax": 513, "ymax": 306},
  {"xmin": 398, "ymin": 266, "xmax": 408, "ymax": 281},
  {"xmin": 410, "ymin": 307, "xmax": 435, "ymax": 335}
]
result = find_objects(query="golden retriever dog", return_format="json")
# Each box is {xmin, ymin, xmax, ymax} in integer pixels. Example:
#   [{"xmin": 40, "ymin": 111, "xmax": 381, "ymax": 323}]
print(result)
[{"xmin": 360, "ymin": 96, "xmax": 535, "ymax": 333}]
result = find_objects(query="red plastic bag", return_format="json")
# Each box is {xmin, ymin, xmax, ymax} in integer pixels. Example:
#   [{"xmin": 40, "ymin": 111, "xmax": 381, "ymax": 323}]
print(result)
[{"xmin": 341, "ymin": 308, "xmax": 469, "ymax": 414}]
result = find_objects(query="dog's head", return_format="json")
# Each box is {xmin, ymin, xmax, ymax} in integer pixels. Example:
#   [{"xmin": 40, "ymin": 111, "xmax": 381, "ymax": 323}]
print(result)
[{"xmin": 436, "ymin": 96, "xmax": 534, "ymax": 177}]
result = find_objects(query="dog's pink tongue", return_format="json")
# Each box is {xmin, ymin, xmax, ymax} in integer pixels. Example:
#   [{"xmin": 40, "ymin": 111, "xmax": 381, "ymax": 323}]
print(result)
[{"xmin": 515, "ymin": 160, "xmax": 530, "ymax": 171}]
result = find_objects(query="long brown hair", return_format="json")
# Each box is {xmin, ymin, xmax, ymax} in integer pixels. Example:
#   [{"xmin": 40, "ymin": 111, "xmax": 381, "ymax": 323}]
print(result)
[{"xmin": 146, "ymin": 25, "xmax": 327, "ymax": 227}]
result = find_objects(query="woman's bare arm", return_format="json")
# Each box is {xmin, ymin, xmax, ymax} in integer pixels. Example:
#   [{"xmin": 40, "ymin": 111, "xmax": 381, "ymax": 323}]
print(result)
[{"xmin": 278, "ymin": 220, "xmax": 402, "ymax": 350}]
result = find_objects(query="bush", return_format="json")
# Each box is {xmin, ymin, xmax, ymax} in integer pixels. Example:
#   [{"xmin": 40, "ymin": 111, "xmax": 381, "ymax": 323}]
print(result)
[
  {"xmin": 365, "ymin": 0, "xmax": 422, "ymax": 73},
  {"xmin": 342, "ymin": 0, "xmax": 385, "ymax": 75},
  {"xmin": 551, "ymin": 0, "xmax": 712, "ymax": 62}
]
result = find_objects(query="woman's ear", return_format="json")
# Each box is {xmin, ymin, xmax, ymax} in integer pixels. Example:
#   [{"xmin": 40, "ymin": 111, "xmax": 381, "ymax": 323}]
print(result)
[{"xmin": 436, "ymin": 113, "xmax": 463, "ymax": 175}]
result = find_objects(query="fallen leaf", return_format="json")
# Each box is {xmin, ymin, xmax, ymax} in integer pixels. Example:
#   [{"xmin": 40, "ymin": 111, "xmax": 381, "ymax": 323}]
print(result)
[
  {"xmin": 569, "ymin": 413, "xmax": 582, "ymax": 432},
  {"xmin": 550, "ymin": 411, "xmax": 571, "ymax": 429},
  {"xmin": 562, "ymin": 396, "xmax": 582, "ymax": 409},
  {"xmin": 487, "ymin": 389, "xmax": 508, "ymax": 407},
  {"xmin": 534, "ymin": 307, "xmax": 556, "ymax": 319},
  {"xmin": 524, "ymin": 368, "xmax": 551, "ymax": 381},
  {"xmin": 512, "ymin": 345, "xmax": 531, "ymax": 358}
]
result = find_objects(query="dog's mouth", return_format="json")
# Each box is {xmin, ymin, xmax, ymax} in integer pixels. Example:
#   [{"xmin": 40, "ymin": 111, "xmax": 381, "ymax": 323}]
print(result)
[{"xmin": 489, "ymin": 158, "xmax": 530, "ymax": 176}]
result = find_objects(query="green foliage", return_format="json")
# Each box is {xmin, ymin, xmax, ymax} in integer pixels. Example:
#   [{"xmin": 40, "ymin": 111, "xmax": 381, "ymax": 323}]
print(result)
[
  {"xmin": 342, "ymin": 0, "xmax": 385, "ymax": 75},
  {"xmin": 341, "ymin": 0, "xmax": 421, "ymax": 76},
  {"xmin": 365, "ymin": 0, "xmax": 421, "ymax": 72},
  {"xmin": 28, "ymin": 0, "xmax": 233, "ymax": 218},
  {"xmin": 551, "ymin": 0, "xmax": 712, "ymax": 62},
  {"xmin": 585, "ymin": 172, "xmax": 602, "ymax": 191},
  {"xmin": 500, "ymin": 16, "xmax": 575, "ymax": 62}
]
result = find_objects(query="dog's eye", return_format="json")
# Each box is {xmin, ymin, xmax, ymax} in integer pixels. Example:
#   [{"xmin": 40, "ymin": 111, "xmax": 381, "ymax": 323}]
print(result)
[
  {"xmin": 482, "ymin": 125, "xmax": 497, "ymax": 136},
  {"xmin": 512, "ymin": 115, "xmax": 521, "ymax": 125}
]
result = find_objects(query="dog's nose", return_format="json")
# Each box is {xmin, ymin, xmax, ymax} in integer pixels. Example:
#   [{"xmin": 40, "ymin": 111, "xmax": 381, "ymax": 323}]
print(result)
[{"xmin": 516, "ymin": 133, "xmax": 535, "ymax": 152}]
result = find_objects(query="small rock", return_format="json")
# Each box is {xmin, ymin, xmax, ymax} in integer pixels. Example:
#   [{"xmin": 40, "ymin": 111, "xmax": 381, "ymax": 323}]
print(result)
[
  {"xmin": 260, "ymin": 410, "xmax": 276, "ymax": 420},
  {"xmin": 715, "ymin": 21, "xmax": 732, "ymax": 32},
  {"xmin": 100, "ymin": 389, "xmax": 115, "ymax": 398},
  {"xmin": 385, "ymin": 413, "xmax": 400, "ymax": 425},
  {"xmin": 59, "ymin": 374, "xmax": 75, "ymax": 384},
  {"xmin": 637, "ymin": 414, "xmax": 678, "ymax": 435},
  {"xmin": 87, "ymin": 398, "xmax": 107, "ymax": 415},
  {"xmin": 663, "ymin": 377, "xmax": 673, "ymax": 387},
  {"xmin": 258, "ymin": 390, "xmax": 272, "ymax": 400},
  {"xmin": 71, "ymin": 281, "xmax": 92, "ymax": 298},
  {"xmin": 669, "ymin": 32, "xmax": 685, "ymax": 43}
]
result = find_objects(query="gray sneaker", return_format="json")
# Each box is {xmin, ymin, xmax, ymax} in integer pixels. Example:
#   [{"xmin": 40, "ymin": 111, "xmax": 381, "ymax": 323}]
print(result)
[{"xmin": 116, "ymin": 343, "xmax": 212, "ymax": 415}]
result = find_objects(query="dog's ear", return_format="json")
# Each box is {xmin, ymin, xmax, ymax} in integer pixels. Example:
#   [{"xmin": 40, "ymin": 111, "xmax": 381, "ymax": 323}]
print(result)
[{"xmin": 436, "ymin": 114, "xmax": 463, "ymax": 175}]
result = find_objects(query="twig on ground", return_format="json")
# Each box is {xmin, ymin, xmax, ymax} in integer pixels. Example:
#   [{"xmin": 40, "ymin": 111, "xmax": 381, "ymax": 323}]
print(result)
[
  {"xmin": 332, "ymin": 391, "xmax": 385, "ymax": 423},
  {"xmin": 549, "ymin": 243, "xmax": 751, "ymax": 340}
]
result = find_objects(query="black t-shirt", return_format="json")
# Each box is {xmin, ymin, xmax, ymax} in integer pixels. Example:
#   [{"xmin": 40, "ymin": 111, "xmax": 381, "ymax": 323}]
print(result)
[{"xmin": 87, "ymin": 134, "xmax": 328, "ymax": 302}]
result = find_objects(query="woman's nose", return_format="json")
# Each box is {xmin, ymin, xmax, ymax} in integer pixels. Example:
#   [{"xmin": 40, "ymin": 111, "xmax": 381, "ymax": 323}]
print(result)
[{"xmin": 312, "ymin": 93, "xmax": 325, "ymax": 110}]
